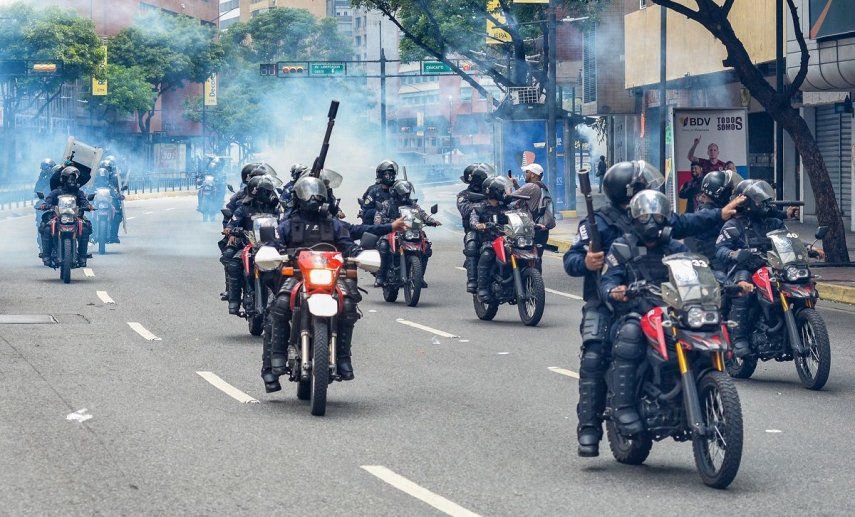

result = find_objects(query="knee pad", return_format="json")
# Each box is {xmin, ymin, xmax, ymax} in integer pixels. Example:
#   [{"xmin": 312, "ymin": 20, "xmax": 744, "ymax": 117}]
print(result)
[
  {"xmin": 342, "ymin": 299, "xmax": 361, "ymax": 324},
  {"xmin": 226, "ymin": 257, "xmax": 242, "ymax": 277},
  {"xmin": 579, "ymin": 346, "xmax": 606, "ymax": 375},
  {"xmin": 377, "ymin": 239, "xmax": 390, "ymax": 254},
  {"xmin": 270, "ymin": 294, "xmax": 292, "ymax": 318},
  {"xmin": 464, "ymin": 239, "xmax": 479, "ymax": 258},
  {"xmin": 220, "ymin": 248, "xmax": 236, "ymax": 266},
  {"xmin": 424, "ymin": 242, "xmax": 433, "ymax": 258},
  {"xmin": 580, "ymin": 304, "xmax": 610, "ymax": 347},
  {"xmin": 612, "ymin": 320, "xmax": 644, "ymax": 361}
]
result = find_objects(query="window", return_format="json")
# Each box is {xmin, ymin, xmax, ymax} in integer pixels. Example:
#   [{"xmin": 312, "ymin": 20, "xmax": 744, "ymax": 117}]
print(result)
[{"xmin": 640, "ymin": 0, "xmax": 648, "ymax": 8}]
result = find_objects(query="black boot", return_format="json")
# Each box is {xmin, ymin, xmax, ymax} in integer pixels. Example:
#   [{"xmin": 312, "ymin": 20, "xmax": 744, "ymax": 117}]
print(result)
[
  {"xmin": 729, "ymin": 296, "xmax": 752, "ymax": 358},
  {"xmin": 337, "ymin": 325, "xmax": 355, "ymax": 381},
  {"xmin": 261, "ymin": 316, "xmax": 281, "ymax": 392},
  {"xmin": 476, "ymin": 255, "xmax": 493, "ymax": 302},
  {"xmin": 577, "ymin": 376, "xmax": 606, "ymax": 457},
  {"xmin": 610, "ymin": 362, "xmax": 643, "ymax": 436},
  {"xmin": 227, "ymin": 274, "xmax": 242, "ymax": 315},
  {"xmin": 269, "ymin": 297, "xmax": 292, "ymax": 377},
  {"xmin": 77, "ymin": 238, "xmax": 89, "ymax": 267},
  {"xmin": 464, "ymin": 256, "xmax": 477, "ymax": 293},
  {"xmin": 220, "ymin": 269, "xmax": 230, "ymax": 301}
]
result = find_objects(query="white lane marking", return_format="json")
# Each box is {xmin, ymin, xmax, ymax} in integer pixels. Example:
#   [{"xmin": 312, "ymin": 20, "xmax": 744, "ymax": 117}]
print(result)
[
  {"xmin": 196, "ymin": 371, "xmax": 259, "ymax": 404},
  {"xmin": 82, "ymin": 268, "xmax": 95, "ymax": 277},
  {"xmin": 126, "ymin": 216, "xmax": 136, "ymax": 220},
  {"xmin": 165, "ymin": 207, "xmax": 175, "ymax": 211},
  {"xmin": 361, "ymin": 466, "xmax": 481, "ymax": 517},
  {"xmin": 766, "ymin": 429, "xmax": 783, "ymax": 433},
  {"xmin": 396, "ymin": 318, "xmax": 458, "ymax": 338},
  {"xmin": 497, "ymin": 352, "xmax": 510, "ymax": 355},
  {"xmin": 459, "ymin": 339, "xmax": 470, "ymax": 343},
  {"xmin": 96, "ymin": 291, "xmax": 116, "ymax": 304},
  {"xmin": 368, "ymin": 309, "xmax": 378, "ymax": 313},
  {"xmin": 548, "ymin": 366, "xmax": 580, "ymax": 379},
  {"xmin": 127, "ymin": 322, "xmax": 162, "ymax": 341},
  {"xmin": 545, "ymin": 288, "xmax": 583, "ymax": 300},
  {"xmin": 66, "ymin": 408, "xmax": 92, "ymax": 423},
  {"xmin": 143, "ymin": 211, "xmax": 154, "ymax": 215},
  {"xmin": 454, "ymin": 266, "xmax": 466, "ymax": 271}
]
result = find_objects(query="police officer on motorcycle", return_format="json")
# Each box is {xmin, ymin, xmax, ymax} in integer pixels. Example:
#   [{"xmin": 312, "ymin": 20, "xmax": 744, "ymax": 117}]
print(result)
[
  {"xmin": 564, "ymin": 161, "xmax": 742, "ymax": 457},
  {"xmin": 374, "ymin": 179, "xmax": 441, "ymax": 288},
  {"xmin": 359, "ymin": 160, "xmax": 397, "ymax": 224},
  {"xmin": 38, "ymin": 167, "xmax": 93, "ymax": 267},
  {"xmin": 282, "ymin": 163, "xmax": 308, "ymax": 207},
  {"xmin": 600, "ymin": 190, "xmax": 690, "ymax": 436},
  {"xmin": 471, "ymin": 175, "xmax": 515, "ymax": 302},
  {"xmin": 94, "ymin": 160, "xmax": 124, "ymax": 243},
  {"xmin": 458, "ymin": 163, "xmax": 493, "ymax": 293}
]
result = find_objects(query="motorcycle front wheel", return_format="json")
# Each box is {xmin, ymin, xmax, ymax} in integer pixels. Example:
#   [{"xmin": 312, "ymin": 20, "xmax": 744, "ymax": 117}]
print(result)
[
  {"xmin": 98, "ymin": 218, "xmax": 108, "ymax": 255},
  {"xmin": 517, "ymin": 268, "xmax": 545, "ymax": 326},
  {"xmin": 692, "ymin": 371, "xmax": 743, "ymax": 489},
  {"xmin": 404, "ymin": 254, "xmax": 423, "ymax": 307},
  {"xmin": 310, "ymin": 318, "xmax": 330, "ymax": 416},
  {"xmin": 60, "ymin": 237, "xmax": 73, "ymax": 284},
  {"xmin": 794, "ymin": 308, "xmax": 831, "ymax": 390}
]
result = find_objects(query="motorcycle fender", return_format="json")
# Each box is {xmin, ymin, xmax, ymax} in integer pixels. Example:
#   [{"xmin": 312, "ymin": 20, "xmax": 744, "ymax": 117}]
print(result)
[
  {"xmin": 752, "ymin": 267, "xmax": 774, "ymax": 303},
  {"xmin": 641, "ymin": 307, "xmax": 668, "ymax": 360},
  {"xmin": 512, "ymin": 249, "xmax": 538, "ymax": 261},
  {"xmin": 59, "ymin": 224, "xmax": 76, "ymax": 233},
  {"xmin": 50, "ymin": 219, "xmax": 57, "ymax": 236},
  {"xmin": 289, "ymin": 281, "xmax": 304, "ymax": 311},
  {"xmin": 675, "ymin": 327, "xmax": 726, "ymax": 353},
  {"xmin": 493, "ymin": 237, "xmax": 507, "ymax": 264},
  {"xmin": 779, "ymin": 282, "xmax": 816, "ymax": 299},
  {"xmin": 241, "ymin": 244, "xmax": 253, "ymax": 274},
  {"xmin": 307, "ymin": 294, "xmax": 338, "ymax": 317},
  {"xmin": 387, "ymin": 232, "xmax": 397, "ymax": 253}
]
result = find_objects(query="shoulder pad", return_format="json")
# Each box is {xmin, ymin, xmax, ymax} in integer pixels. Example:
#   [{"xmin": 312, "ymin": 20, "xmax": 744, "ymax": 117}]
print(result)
[{"xmin": 606, "ymin": 252, "xmax": 620, "ymax": 267}]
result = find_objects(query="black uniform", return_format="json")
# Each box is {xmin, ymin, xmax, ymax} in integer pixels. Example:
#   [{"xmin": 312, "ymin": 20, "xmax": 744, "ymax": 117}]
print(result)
[
  {"xmin": 470, "ymin": 201, "xmax": 510, "ymax": 297},
  {"xmin": 374, "ymin": 198, "xmax": 437, "ymax": 284},
  {"xmin": 457, "ymin": 187, "xmax": 482, "ymax": 290},
  {"xmin": 38, "ymin": 188, "xmax": 92, "ymax": 266},
  {"xmin": 359, "ymin": 183, "xmax": 392, "ymax": 224},
  {"xmin": 92, "ymin": 169, "xmax": 124, "ymax": 242}
]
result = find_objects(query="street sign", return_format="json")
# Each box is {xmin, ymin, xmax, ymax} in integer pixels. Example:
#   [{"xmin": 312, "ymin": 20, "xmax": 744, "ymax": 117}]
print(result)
[
  {"xmin": 92, "ymin": 46, "xmax": 108, "ymax": 96},
  {"xmin": 310, "ymin": 62, "xmax": 345, "ymax": 76},
  {"xmin": 421, "ymin": 61, "xmax": 453, "ymax": 75},
  {"xmin": 204, "ymin": 74, "xmax": 218, "ymax": 106},
  {"xmin": 277, "ymin": 62, "xmax": 307, "ymax": 77}
]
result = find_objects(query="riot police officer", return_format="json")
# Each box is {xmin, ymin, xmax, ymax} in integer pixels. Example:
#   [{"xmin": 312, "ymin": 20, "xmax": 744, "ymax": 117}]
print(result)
[
  {"xmin": 457, "ymin": 163, "xmax": 493, "ymax": 292},
  {"xmin": 38, "ymin": 167, "xmax": 93, "ymax": 267},
  {"xmin": 359, "ymin": 160, "xmax": 397, "ymax": 224}
]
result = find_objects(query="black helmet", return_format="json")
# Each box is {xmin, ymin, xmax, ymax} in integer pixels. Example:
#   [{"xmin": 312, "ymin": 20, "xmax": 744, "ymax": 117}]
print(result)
[
  {"xmin": 733, "ymin": 178, "xmax": 755, "ymax": 198},
  {"xmin": 391, "ymin": 180, "xmax": 415, "ymax": 203},
  {"xmin": 40, "ymin": 158, "xmax": 56, "ymax": 173},
  {"xmin": 742, "ymin": 180, "xmax": 775, "ymax": 216},
  {"xmin": 629, "ymin": 190, "xmax": 671, "ymax": 243},
  {"xmin": 376, "ymin": 160, "xmax": 398, "ymax": 185},
  {"xmin": 293, "ymin": 176, "xmax": 328, "ymax": 216},
  {"xmin": 60, "ymin": 166, "xmax": 81, "ymax": 189},
  {"xmin": 290, "ymin": 163, "xmax": 308, "ymax": 181},
  {"xmin": 461, "ymin": 163, "xmax": 478, "ymax": 184},
  {"xmin": 240, "ymin": 162, "xmax": 260, "ymax": 184},
  {"xmin": 602, "ymin": 161, "xmax": 665, "ymax": 207},
  {"xmin": 246, "ymin": 174, "xmax": 282, "ymax": 208},
  {"xmin": 483, "ymin": 175, "xmax": 514, "ymax": 203},
  {"xmin": 700, "ymin": 170, "xmax": 733, "ymax": 206},
  {"xmin": 99, "ymin": 159, "xmax": 115, "ymax": 172},
  {"xmin": 469, "ymin": 163, "xmax": 494, "ymax": 192}
]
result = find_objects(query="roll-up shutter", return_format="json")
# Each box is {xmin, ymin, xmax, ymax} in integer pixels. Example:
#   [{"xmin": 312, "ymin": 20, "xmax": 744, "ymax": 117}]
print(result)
[{"xmin": 815, "ymin": 105, "xmax": 852, "ymax": 222}]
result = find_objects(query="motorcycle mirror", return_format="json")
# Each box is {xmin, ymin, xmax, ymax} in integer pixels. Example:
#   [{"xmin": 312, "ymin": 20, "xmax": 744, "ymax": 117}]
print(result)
[
  {"xmin": 430, "ymin": 204, "xmax": 438, "ymax": 214},
  {"xmin": 352, "ymin": 249, "xmax": 381, "ymax": 273},
  {"xmin": 221, "ymin": 208, "xmax": 233, "ymax": 219},
  {"xmin": 227, "ymin": 184, "xmax": 235, "ymax": 193},
  {"xmin": 121, "ymin": 185, "xmax": 129, "ymax": 191},
  {"xmin": 360, "ymin": 232, "xmax": 380, "ymax": 250},
  {"xmin": 610, "ymin": 242, "xmax": 634, "ymax": 264},
  {"xmin": 36, "ymin": 192, "xmax": 45, "ymax": 199},
  {"xmin": 87, "ymin": 193, "xmax": 96, "ymax": 201},
  {"xmin": 815, "ymin": 226, "xmax": 829, "ymax": 240}
]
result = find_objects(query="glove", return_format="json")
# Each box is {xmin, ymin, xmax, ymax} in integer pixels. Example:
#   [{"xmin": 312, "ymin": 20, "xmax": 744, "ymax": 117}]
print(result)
[
  {"xmin": 732, "ymin": 248, "xmax": 753, "ymax": 264},
  {"xmin": 346, "ymin": 245, "xmax": 364, "ymax": 257}
]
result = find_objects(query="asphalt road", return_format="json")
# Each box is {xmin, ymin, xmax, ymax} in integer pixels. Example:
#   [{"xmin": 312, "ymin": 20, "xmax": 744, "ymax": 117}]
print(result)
[{"xmin": 2, "ymin": 192, "xmax": 855, "ymax": 515}]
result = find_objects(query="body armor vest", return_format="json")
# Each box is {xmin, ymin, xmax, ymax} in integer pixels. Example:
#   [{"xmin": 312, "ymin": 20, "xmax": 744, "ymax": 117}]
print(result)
[
  {"xmin": 582, "ymin": 206, "xmax": 635, "ymax": 302},
  {"xmin": 288, "ymin": 214, "xmax": 335, "ymax": 247}
]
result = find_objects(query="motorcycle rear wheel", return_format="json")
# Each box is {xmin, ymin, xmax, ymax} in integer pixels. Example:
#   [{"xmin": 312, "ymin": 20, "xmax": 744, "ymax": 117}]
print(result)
[
  {"xmin": 61, "ymin": 238, "xmax": 73, "ymax": 284},
  {"xmin": 310, "ymin": 318, "xmax": 330, "ymax": 416},
  {"xmin": 517, "ymin": 268, "xmax": 545, "ymax": 326},
  {"xmin": 606, "ymin": 420, "xmax": 652, "ymax": 465},
  {"xmin": 98, "ymin": 219, "xmax": 107, "ymax": 255},
  {"xmin": 692, "ymin": 371, "xmax": 743, "ymax": 489},
  {"xmin": 404, "ymin": 255, "xmax": 423, "ymax": 307},
  {"xmin": 725, "ymin": 355, "xmax": 757, "ymax": 379},
  {"xmin": 473, "ymin": 295, "xmax": 498, "ymax": 321},
  {"xmin": 794, "ymin": 308, "xmax": 831, "ymax": 390},
  {"xmin": 383, "ymin": 282, "xmax": 399, "ymax": 303}
]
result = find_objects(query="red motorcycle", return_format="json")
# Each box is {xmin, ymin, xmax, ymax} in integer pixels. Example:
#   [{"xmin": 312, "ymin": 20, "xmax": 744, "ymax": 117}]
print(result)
[
  {"xmin": 381, "ymin": 204, "xmax": 438, "ymax": 307},
  {"xmin": 723, "ymin": 227, "xmax": 831, "ymax": 390},
  {"xmin": 605, "ymin": 246, "xmax": 743, "ymax": 489},
  {"xmin": 473, "ymin": 209, "xmax": 545, "ymax": 326}
]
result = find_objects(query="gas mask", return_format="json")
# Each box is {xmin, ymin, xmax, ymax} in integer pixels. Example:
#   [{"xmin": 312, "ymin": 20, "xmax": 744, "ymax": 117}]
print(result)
[{"xmin": 633, "ymin": 213, "xmax": 670, "ymax": 243}]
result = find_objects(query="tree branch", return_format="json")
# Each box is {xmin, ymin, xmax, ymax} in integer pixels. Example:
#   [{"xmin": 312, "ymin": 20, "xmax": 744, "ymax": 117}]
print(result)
[
  {"xmin": 786, "ymin": 0, "xmax": 810, "ymax": 96},
  {"xmin": 721, "ymin": 0, "xmax": 736, "ymax": 17},
  {"xmin": 650, "ymin": 0, "xmax": 701, "ymax": 22}
]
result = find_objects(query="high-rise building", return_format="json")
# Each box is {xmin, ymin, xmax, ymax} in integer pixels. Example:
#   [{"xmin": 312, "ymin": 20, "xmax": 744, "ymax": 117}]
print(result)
[
  {"xmin": 238, "ymin": 0, "xmax": 327, "ymax": 21},
  {"xmin": 219, "ymin": 0, "xmax": 241, "ymax": 29}
]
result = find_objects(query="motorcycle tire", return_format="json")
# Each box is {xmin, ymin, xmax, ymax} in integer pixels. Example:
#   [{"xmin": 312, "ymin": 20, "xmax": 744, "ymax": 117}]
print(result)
[
  {"xmin": 794, "ymin": 308, "xmax": 831, "ymax": 390},
  {"xmin": 517, "ymin": 268, "xmax": 545, "ymax": 326},
  {"xmin": 473, "ymin": 295, "xmax": 498, "ymax": 321},
  {"xmin": 61, "ymin": 238, "xmax": 73, "ymax": 284},
  {"xmin": 310, "ymin": 318, "xmax": 329, "ymax": 416},
  {"xmin": 297, "ymin": 379, "xmax": 310, "ymax": 401},
  {"xmin": 725, "ymin": 355, "xmax": 757, "ymax": 379},
  {"xmin": 692, "ymin": 371, "xmax": 743, "ymax": 489},
  {"xmin": 606, "ymin": 420, "xmax": 652, "ymax": 465},
  {"xmin": 248, "ymin": 314, "xmax": 264, "ymax": 336},
  {"xmin": 383, "ymin": 283, "xmax": 399, "ymax": 303},
  {"xmin": 404, "ymin": 254, "xmax": 423, "ymax": 307},
  {"xmin": 98, "ymin": 218, "xmax": 107, "ymax": 255}
]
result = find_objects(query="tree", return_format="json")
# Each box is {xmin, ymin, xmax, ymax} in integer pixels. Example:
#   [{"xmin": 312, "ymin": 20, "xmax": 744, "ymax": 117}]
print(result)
[
  {"xmin": 651, "ymin": 0, "xmax": 848, "ymax": 261},
  {"xmin": 110, "ymin": 12, "xmax": 224, "ymax": 134},
  {"xmin": 98, "ymin": 64, "xmax": 156, "ymax": 127},
  {"xmin": 351, "ymin": 0, "xmax": 601, "ymax": 102}
]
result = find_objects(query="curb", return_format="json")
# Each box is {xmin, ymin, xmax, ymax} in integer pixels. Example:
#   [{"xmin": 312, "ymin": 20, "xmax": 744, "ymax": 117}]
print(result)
[
  {"xmin": 817, "ymin": 282, "xmax": 855, "ymax": 306},
  {"xmin": 548, "ymin": 235, "xmax": 573, "ymax": 253}
]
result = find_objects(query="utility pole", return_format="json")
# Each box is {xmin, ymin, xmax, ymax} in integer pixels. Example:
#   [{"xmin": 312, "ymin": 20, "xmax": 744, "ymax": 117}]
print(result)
[
  {"xmin": 659, "ymin": 5, "xmax": 667, "ymax": 176},
  {"xmin": 380, "ymin": 48, "xmax": 387, "ymax": 152},
  {"xmin": 775, "ymin": 0, "xmax": 785, "ymax": 200},
  {"xmin": 546, "ymin": 0, "xmax": 558, "ymax": 203},
  {"xmin": 563, "ymin": 86, "xmax": 577, "ymax": 211}
]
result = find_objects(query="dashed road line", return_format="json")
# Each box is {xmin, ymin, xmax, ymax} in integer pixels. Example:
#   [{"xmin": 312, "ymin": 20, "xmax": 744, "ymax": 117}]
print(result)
[
  {"xmin": 143, "ymin": 211, "xmax": 154, "ymax": 215},
  {"xmin": 196, "ymin": 371, "xmax": 259, "ymax": 404},
  {"xmin": 545, "ymin": 288, "xmax": 583, "ymax": 300},
  {"xmin": 126, "ymin": 216, "xmax": 136, "ymax": 220},
  {"xmin": 548, "ymin": 366, "xmax": 580, "ymax": 379},
  {"xmin": 396, "ymin": 318, "xmax": 458, "ymax": 338},
  {"xmin": 127, "ymin": 322, "xmax": 161, "ymax": 341},
  {"xmin": 455, "ymin": 266, "xmax": 466, "ymax": 271},
  {"xmin": 96, "ymin": 291, "xmax": 115, "ymax": 304},
  {"xmin": 82, "ymin": 268, "xmax": 95, "ymax": 277},
  {"xmin": 165, "ymin": 207, "xmax": 175, "ymax": 211},
  {"xmin": 361, "ymin": 466, "xmax": 481, "ymax": 517}
]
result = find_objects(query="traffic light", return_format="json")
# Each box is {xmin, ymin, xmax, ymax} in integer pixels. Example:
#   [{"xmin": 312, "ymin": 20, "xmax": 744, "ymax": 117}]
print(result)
[
  {"xmin": 276, "ymin": 62, "xmax": 307, "ymax": 77},
  {"xmin": 32, "ymin": 63, "xmax": 58, "ymax": 74},
  {"xmin": 259, "ymin": 63, "xmax": 276, "ymax": 76}
]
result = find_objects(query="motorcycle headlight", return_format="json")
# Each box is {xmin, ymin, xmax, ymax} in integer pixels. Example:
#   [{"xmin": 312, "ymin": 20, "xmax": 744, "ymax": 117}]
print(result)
[
  {"xmin": 308, "ymin": 269, "xmax": 335, "ymax": 287},
  {"xmin": 60, "ymin": 215, "xmax": 74, "ymax": 223},
  {"xmin": 785, "ymin": 265, "xmax": 810, "ymax": 282},
  {"xmin": 686, "ymin": 307, "xmax": 719, "ymax": 329},
  {"xmin": 404, "ymin": 230, "xmax": 419, "ymax": 240},
  {"xmin": 515, "ymin": 236, "xmax": 533, "ymax": 248}
]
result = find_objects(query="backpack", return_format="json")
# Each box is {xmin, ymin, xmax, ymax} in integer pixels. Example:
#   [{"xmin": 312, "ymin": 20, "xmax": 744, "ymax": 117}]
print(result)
[{"xmin": 534, "ymin": 181, "xmax": 556, "ymax": 230}]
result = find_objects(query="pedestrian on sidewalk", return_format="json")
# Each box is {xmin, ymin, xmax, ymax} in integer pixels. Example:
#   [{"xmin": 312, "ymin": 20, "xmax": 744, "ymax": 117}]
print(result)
[
  {"xmin": 596, "ymin": 156, "xmax": 607, "ymax": 193},
  {"xmin": 512, "ymin": 163, "xmax": 555, "ymax": 267}
]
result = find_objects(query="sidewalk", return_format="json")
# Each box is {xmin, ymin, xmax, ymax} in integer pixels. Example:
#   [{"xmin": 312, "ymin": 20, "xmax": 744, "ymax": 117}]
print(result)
[{"xmin": 547, "ymin": 192, "xmax": 855, "ymax": 305}]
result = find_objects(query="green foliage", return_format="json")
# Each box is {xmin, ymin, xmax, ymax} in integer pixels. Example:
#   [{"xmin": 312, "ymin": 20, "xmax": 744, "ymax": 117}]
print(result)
[{"xmin": 101, "ymin": 64, "xmax": 156, "ymax": 118}]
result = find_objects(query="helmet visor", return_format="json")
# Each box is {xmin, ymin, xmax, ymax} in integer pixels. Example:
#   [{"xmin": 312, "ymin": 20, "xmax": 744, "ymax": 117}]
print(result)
[
  {"xmin": 629, "ymin": 190, "xmax": 671, "ymax": 220},
  {"xmin": 293, "ymin": 177, "xmax": 327, "ymax": 202},
  {"xmin": 743, "ymin": 181, "xmax": 774, "ymax": 205},
  {"xmin": 320, "ymin": 169, "xmax": 343, "ymax": 189},
  {"xmin": 393, "ymin": 180, "xmax": 414, "ymax": 198},
  {"xmin": 635, "ymin": 161, "xmax": 665, "ymax": 191}
]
